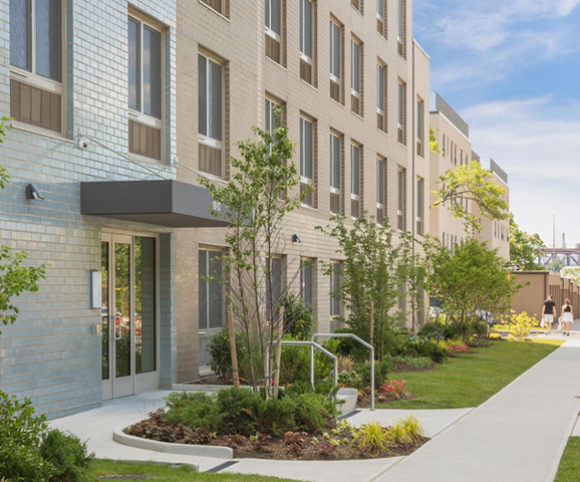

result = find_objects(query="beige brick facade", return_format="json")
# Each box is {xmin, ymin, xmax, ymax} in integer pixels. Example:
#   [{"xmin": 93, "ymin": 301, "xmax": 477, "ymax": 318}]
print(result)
[{"xmin": 175, "ymin": 0, "xmax": 430, "ymax": 381}]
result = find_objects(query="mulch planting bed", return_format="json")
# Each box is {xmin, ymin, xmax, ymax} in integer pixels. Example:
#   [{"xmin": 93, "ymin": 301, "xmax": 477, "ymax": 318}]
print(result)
[{"xmin": 124, "ymin": 412, "xmax": 428, "ymax": 461}]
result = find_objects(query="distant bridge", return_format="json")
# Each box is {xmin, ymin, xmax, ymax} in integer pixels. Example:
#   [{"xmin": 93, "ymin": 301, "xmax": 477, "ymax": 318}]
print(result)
[{"xmin": 537, "ymin": 248, "xmax": 580, "ymax": 268}]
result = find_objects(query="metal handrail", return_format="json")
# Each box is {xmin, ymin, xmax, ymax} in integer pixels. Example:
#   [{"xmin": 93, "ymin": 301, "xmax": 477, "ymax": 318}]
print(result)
[
  {"xmin": 311, "ymin": 333, "xmax": 375, "ymax": 411},
  {"xmin": 266, "ymin": 340, "xmax": 338, "ymax": 393}
]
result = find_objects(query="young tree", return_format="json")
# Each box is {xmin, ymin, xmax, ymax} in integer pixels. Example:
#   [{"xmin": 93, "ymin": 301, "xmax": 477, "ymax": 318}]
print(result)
[
  {"xmin": 317, "ymin": 214, "xmax": 412, "ymax": 360},
  {"xmin": 200, "ymin": 113, "xmax": 307, "ymax": 398},
  {"xmin": 509, "ymin": 214, "xmax": 546, "ymax": 270},
  {"xmin": 423, "ymin": 238, "xmax": 520, "ymax": 337},
  {"xmin": 0, "ymin": 116, "xmax": 47, "ymax": 331},
  {"xmin": 432, "ymin": 161, "xmax": 509, "ymax": 231}
]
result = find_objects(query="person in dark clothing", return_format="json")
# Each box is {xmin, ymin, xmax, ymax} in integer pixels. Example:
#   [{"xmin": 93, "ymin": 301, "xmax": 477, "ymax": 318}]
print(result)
[{"xmin": 542, "ymin": 295, "xmax": 556, "ymax": 334}]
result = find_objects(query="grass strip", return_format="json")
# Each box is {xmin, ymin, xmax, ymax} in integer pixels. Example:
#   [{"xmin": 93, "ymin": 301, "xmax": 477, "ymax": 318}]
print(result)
[
  {"xmin": 382, "ymin": 340, "xmax": 561, "ymax": 409},
  {"xmin": 88, "ymin": 459, "xmax": 294, "ymax": 481},
  {"xmin": 555, "ymin": 437, "xmax": 580, "ymax": 481}
]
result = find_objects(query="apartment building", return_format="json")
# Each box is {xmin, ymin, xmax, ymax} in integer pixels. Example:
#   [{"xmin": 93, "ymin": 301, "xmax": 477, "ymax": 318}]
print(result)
[
  {"xmin": 0, "ymin": 0, "xmax": 237, "ymax": 418},
  {"xmin": 429, "ymin": 93, "xmax": 510, "ymax": 259},
  {"xmin": 429, "ymin": 92, "xmax": 472, "ymax": 249},
  {"xmin": 0, "ymin": 0, "xmax": 429, "ymax": 416},
  {"xmin": 175, "ymin": 0, "xmax": 430, "ymax": 382},
  {"xmin": 474, "ymin": 158, "xmax": 510, "ymax": 259}
]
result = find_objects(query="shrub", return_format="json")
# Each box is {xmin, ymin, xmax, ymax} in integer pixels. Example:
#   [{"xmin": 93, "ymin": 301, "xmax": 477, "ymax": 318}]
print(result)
[
  {"xmin": 258, "ymin": 396, "xmax": 299, "ymax": 435},
  {"xmin": 387, "ymin": 355, "xmax": 432, "ymax": 371},
  {"xmin": 503, "ymin": 311, "xmax": 537, "ymax": 340},
  {"xmin": 40, "ymin": 430, "xmax": 93, "ymax": 482},
  {"xmin": 164, "ymin": 392, "xmax": 221, "ymax": 432},
  {"xmin": 354, "ymin": 359, "xmax": 392, "ymax": 388},
  {"xmin": 418, "ymin": 321, "xmax": 445, "ymax": 341},
  {"xmin": 394, "ymin": 340, "xmax": 447, "ymax": 363},
  {"xmin": 208, "ymin": 327, "xmax": 246, "ymax": 384},
  {"xmin": 379, "ymin": 379, "xmax": 407, "ymax": 401},
  {"xmin": 282, "ymin": 293, "xmax": 314, "ymax": 340},
  {"xmin": 293, "ymin": 393, "xmax": 336, "ymax": 433},
  {"xmin": 352, "ymin": 422, "xmax": 393, "ymax": 454},
  {"xmin": 0, "ymin": 391, "xmax": 55, "ymax": 482},
  {"xmin": 216, "ymin": 387, "xmax": 264, "ymax": 435}
]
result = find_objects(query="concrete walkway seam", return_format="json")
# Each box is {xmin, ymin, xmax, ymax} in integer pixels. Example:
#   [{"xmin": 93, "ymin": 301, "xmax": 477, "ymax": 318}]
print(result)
[{"xmin": 369, "ymin": 342, "xmax": 567, "ymax": 481}]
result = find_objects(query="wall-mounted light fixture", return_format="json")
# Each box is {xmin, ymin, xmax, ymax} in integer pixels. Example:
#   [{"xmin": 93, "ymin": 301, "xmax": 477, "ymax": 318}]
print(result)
[
  {"xmin": 25, "ymin": 183, "xmax": 44, "ymax": 201},
  {"xmin": 292, "ymin": 234, "xmax": 302, "ymax": 243},
  {"xmin": 90, "ymin": 269, "xmax": 102, "ymax": 309}
]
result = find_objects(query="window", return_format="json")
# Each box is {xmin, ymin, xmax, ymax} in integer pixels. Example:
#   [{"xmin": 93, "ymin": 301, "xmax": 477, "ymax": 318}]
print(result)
[
  {"xmin": 9, "ymin": 0, "xmax": 63, "ymax": 133},
  {"xmin": 199, "ymin": 249, "xmax": 224, "ymax": 330},
  {"xmin": 330, "ymin": 261, "xmax": 342, "ymax": 317},
  {"xmin": 377, "ymin": 0, "xmax": 386, "ymax": 37},
  {"xmin": 397, "ymin": 79, "xmax": 406, "ymax": 144},
  {"xmin": 265, "ymin": 0, "xmax": 283, "ymax": 64},
  {"xmin": 265, "ymin": 96, "xmax": 282, "ymax": 135},
  {"xmin": 397, "ymin": 167, "xmax": 406, "ymax": 230},
  {"xmin": 351, "ymin": 0, "xmax": 363, "ymax": 13},
  {"xmin": 398, "ymin": 284, "xmax": 406, "ymax": 313},
  {"xmin": 266, "ymin": 256, "xmax": 285, "ymax": 317},
  {"xmin": 351, "ymin": 38, "xmax": 363, "ymax": 116},
  {"xmin": 442, "ymin": 134, "xmax": 446, "ymax": 157},
  {"xmin": 416, "ymin": 97, "xmax": 424, "ymax": 157},
  {"xmin": 329, "ymin": 131, "xmax": 343, "ymax": 214},
  {"xmin": 460, "ymin": 150, "xmax": 463, "ymax": 165},
  {"xmin": 329, "ymin": 19, "xmax": 342, "ymax": 103},
  {"xmin": 128, "ymin": 15, "xmax": 163, "ymax": 160},
  {"xmin": 377, "ymin": 61, "xmax": 387, "ymax": 131},
  {"xmin": 201, "ymin": 0, "xmax": 229, "ymax": 17},
  {"xmin": 300, "ymin": 258, "xmax": 315, "ymax": 308},
  {"xmin": 350, "ymin": 142, "xmax": 362, "ymax": 219},
  {"xmin": 300, "ymin": 0, "xmax": 315, "ymax": 85},
  {"xmin": 198, "ymin": 52, "xmax": 224, "ymax": 177},
  {"xmin": 300, "ymin": 115, "xmax": 315, "ymax": 207},
  {"xmin": 397, "ymin": 0, "xmax": 407, "ymax": 58},
  {"xmin": 376, "ymin": 156, "xmax": 386, "ymax": 224},
  {"xmin": 416, "ymin": 177, "xmax": 424, "ymax": 236}
]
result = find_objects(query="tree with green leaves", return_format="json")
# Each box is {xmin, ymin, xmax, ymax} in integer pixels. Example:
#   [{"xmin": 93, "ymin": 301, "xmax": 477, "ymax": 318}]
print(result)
[
  {"xmin": 423, "ymin": 237, "xmax": 520, "ymax": 338},
  {"xmin": 432, "ymin": 161, "xmax": 509, "ymax": 231},
  {"xmin": 316, "ymin": 214, "xmax": 412, "ymax": 360},
  {"xmin": 0, "ymin": 116, "xmax": 46, "ymax": 331},
  {"xmin": 200, "ymin": 112, "xmax": 308, "ymax": 398},
  {"xmin": 509, "ymin": 215, "xmax": 546, "ymax": 270}
]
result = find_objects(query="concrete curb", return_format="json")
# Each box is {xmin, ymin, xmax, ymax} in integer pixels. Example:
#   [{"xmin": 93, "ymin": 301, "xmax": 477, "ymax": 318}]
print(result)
[{"xmin": 113, "ymin": 430, "xmax": 233, "ymax": 460}]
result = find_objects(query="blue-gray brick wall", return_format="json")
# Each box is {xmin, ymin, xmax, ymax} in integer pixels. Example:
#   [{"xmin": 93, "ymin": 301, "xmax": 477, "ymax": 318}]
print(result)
[{"xmin": 0, "ymin": 0, "xmax": 177, "ymax": 419}]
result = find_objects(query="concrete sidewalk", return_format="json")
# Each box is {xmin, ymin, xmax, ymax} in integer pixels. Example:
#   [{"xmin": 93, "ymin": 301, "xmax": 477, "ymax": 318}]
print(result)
[
  {"xmin": 372, "ymin": 339, "xmax": 580, "ymax": 482},
  {"xmin": 48, "ymin": 391, "xmax": 468, "ymax": 481}
]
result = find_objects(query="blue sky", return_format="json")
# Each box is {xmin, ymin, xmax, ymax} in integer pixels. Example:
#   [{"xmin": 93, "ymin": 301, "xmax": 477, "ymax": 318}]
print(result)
[{"xmin": 413, "ymin": 0, "xmax": 580, "ymax": 248}]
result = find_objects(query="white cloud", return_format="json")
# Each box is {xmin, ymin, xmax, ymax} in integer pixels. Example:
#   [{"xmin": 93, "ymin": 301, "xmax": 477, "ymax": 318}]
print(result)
[
  {"xmin": 462, "ymin": 97, "xmax": 580, "ymax": 246},
  {"xmin": 414, "ymin": 0, "xmax": 580, "ymax": 89}
]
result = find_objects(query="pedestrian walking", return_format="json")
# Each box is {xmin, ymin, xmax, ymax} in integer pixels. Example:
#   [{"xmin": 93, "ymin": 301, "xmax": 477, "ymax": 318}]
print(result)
[
  {"xmin": 561, "ymin": 298, "xmax": 574, "ymax": 336},
  {"xmin": 541, "ymin": 294, "xmax": 556, "ymax": 334}
]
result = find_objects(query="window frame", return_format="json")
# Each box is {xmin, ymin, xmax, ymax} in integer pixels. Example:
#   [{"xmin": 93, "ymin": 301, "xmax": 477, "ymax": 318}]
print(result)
[
  {"xmin": 200, "ymin": 0, "xmax": 229, "ymax": 18},
  {"xmin": 299, "ymin": 0, "xmax": 314, "ymax": 64},
  {"xmin": 376, "ymin": 0, "xmax": 386, "ymax": 37},
  {"xmin": 350, "ymin": 142, "xmax": 361, "ymax": 219},
  {"xmin": 376, "ymin": 156, "xmax": 386, "ymax": 210},
  {"xmin": 198, "ymin": 247, "xmax": 225, "ymax": 331},
  {"xmin": 330, "ymin": 261, "xmax": 342, "ymax": 318},
  {"xmin": 265, "ymin": 0, "xmax": 282, "ymax": 40},
  {"xmin": 397, "ymin": 166, "xmax": 407, "ymax": 231},
  {"xmin": 198, "ymin": 50, "xmax": 225, "ymax": 151},
  {"xmin": 416, "ymin": 176, "xmax": 424, "ymax": 236},
  {"xmin": 397, "ymin": 79, "xmax": 406, "ymax": 144},
  {"xmin": 128, "ymin": 13, "xmax": 164, "ymax": 131},
  {"xmin": 9, "ymin": 0, "xmax": 66, "ymax": 134},
  {"xmin": 416, "ymin": 96, "xmax": 424, "ymax": 157},
  {"xmin": 329, "ymin": 19, "xmax": 342, "ymax": 85},
  {"xmin": 300, "ymin": 114, "xmax": 316, "ymax": 207},
  {"xmin": 300, "ymin": 257, "xmax": 315, "ymax": 309},
  {"xmin": 330, "ymin": 131, "xmax": 341, "ymax": 193},
  {"xmin": 350, "ymin": 36, "xmax": 362, "ymax": 115}
]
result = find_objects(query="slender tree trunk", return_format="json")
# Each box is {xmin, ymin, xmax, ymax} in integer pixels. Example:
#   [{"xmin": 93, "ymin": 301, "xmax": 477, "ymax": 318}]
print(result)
[{"xmin": 227, "ymin": 305, "xmax": 239, "ymax": 388}]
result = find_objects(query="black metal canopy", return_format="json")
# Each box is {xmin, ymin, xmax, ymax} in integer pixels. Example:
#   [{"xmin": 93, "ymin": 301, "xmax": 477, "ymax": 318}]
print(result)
[{"xmin": 81, "ymin": 180, "xmax": 228, "ymax": 228}]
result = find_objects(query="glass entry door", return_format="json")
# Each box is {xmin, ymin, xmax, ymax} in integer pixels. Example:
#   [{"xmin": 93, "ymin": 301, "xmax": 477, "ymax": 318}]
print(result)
[{"xmin": 102, "ymin": 234, "xmax": 158, "ymax": 400}]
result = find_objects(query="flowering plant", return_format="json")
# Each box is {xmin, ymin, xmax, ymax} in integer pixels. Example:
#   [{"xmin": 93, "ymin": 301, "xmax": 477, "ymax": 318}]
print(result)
[{"xmin": 378, "ymin": 379, "xmax": 407, "ymax": 401}]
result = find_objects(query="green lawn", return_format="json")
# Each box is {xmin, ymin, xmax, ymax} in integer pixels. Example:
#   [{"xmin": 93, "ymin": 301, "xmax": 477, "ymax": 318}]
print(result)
[
  {"xmin": 555, "ymin": 437, "xmax": 580, "ymax": 481},
  {"xmin": 382, "ymin": 340, "xmax": 562, "ymax": 409},
  {"xmin": 88, "ymin": 460, "xmax": 293, "ymax": 481}
]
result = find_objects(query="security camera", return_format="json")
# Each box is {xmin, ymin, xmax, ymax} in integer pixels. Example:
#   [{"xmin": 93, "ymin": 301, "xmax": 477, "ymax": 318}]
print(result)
[
  {"xmin": 77, "ymin": 137, "xmax": 89, "ymax": 150},
  {"xmin": 26, "ymin": 183, "xmax": 44, "ymax": 201},
  {"xmin": 292, "ymin": 234, "xmax": 302, "ymax": 243}
]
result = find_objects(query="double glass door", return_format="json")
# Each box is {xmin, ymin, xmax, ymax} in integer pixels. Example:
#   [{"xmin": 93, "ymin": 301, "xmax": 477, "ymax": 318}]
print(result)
[{"xmin": 102, "ymin": 234, "xmax": 157, "ymax": 400}]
